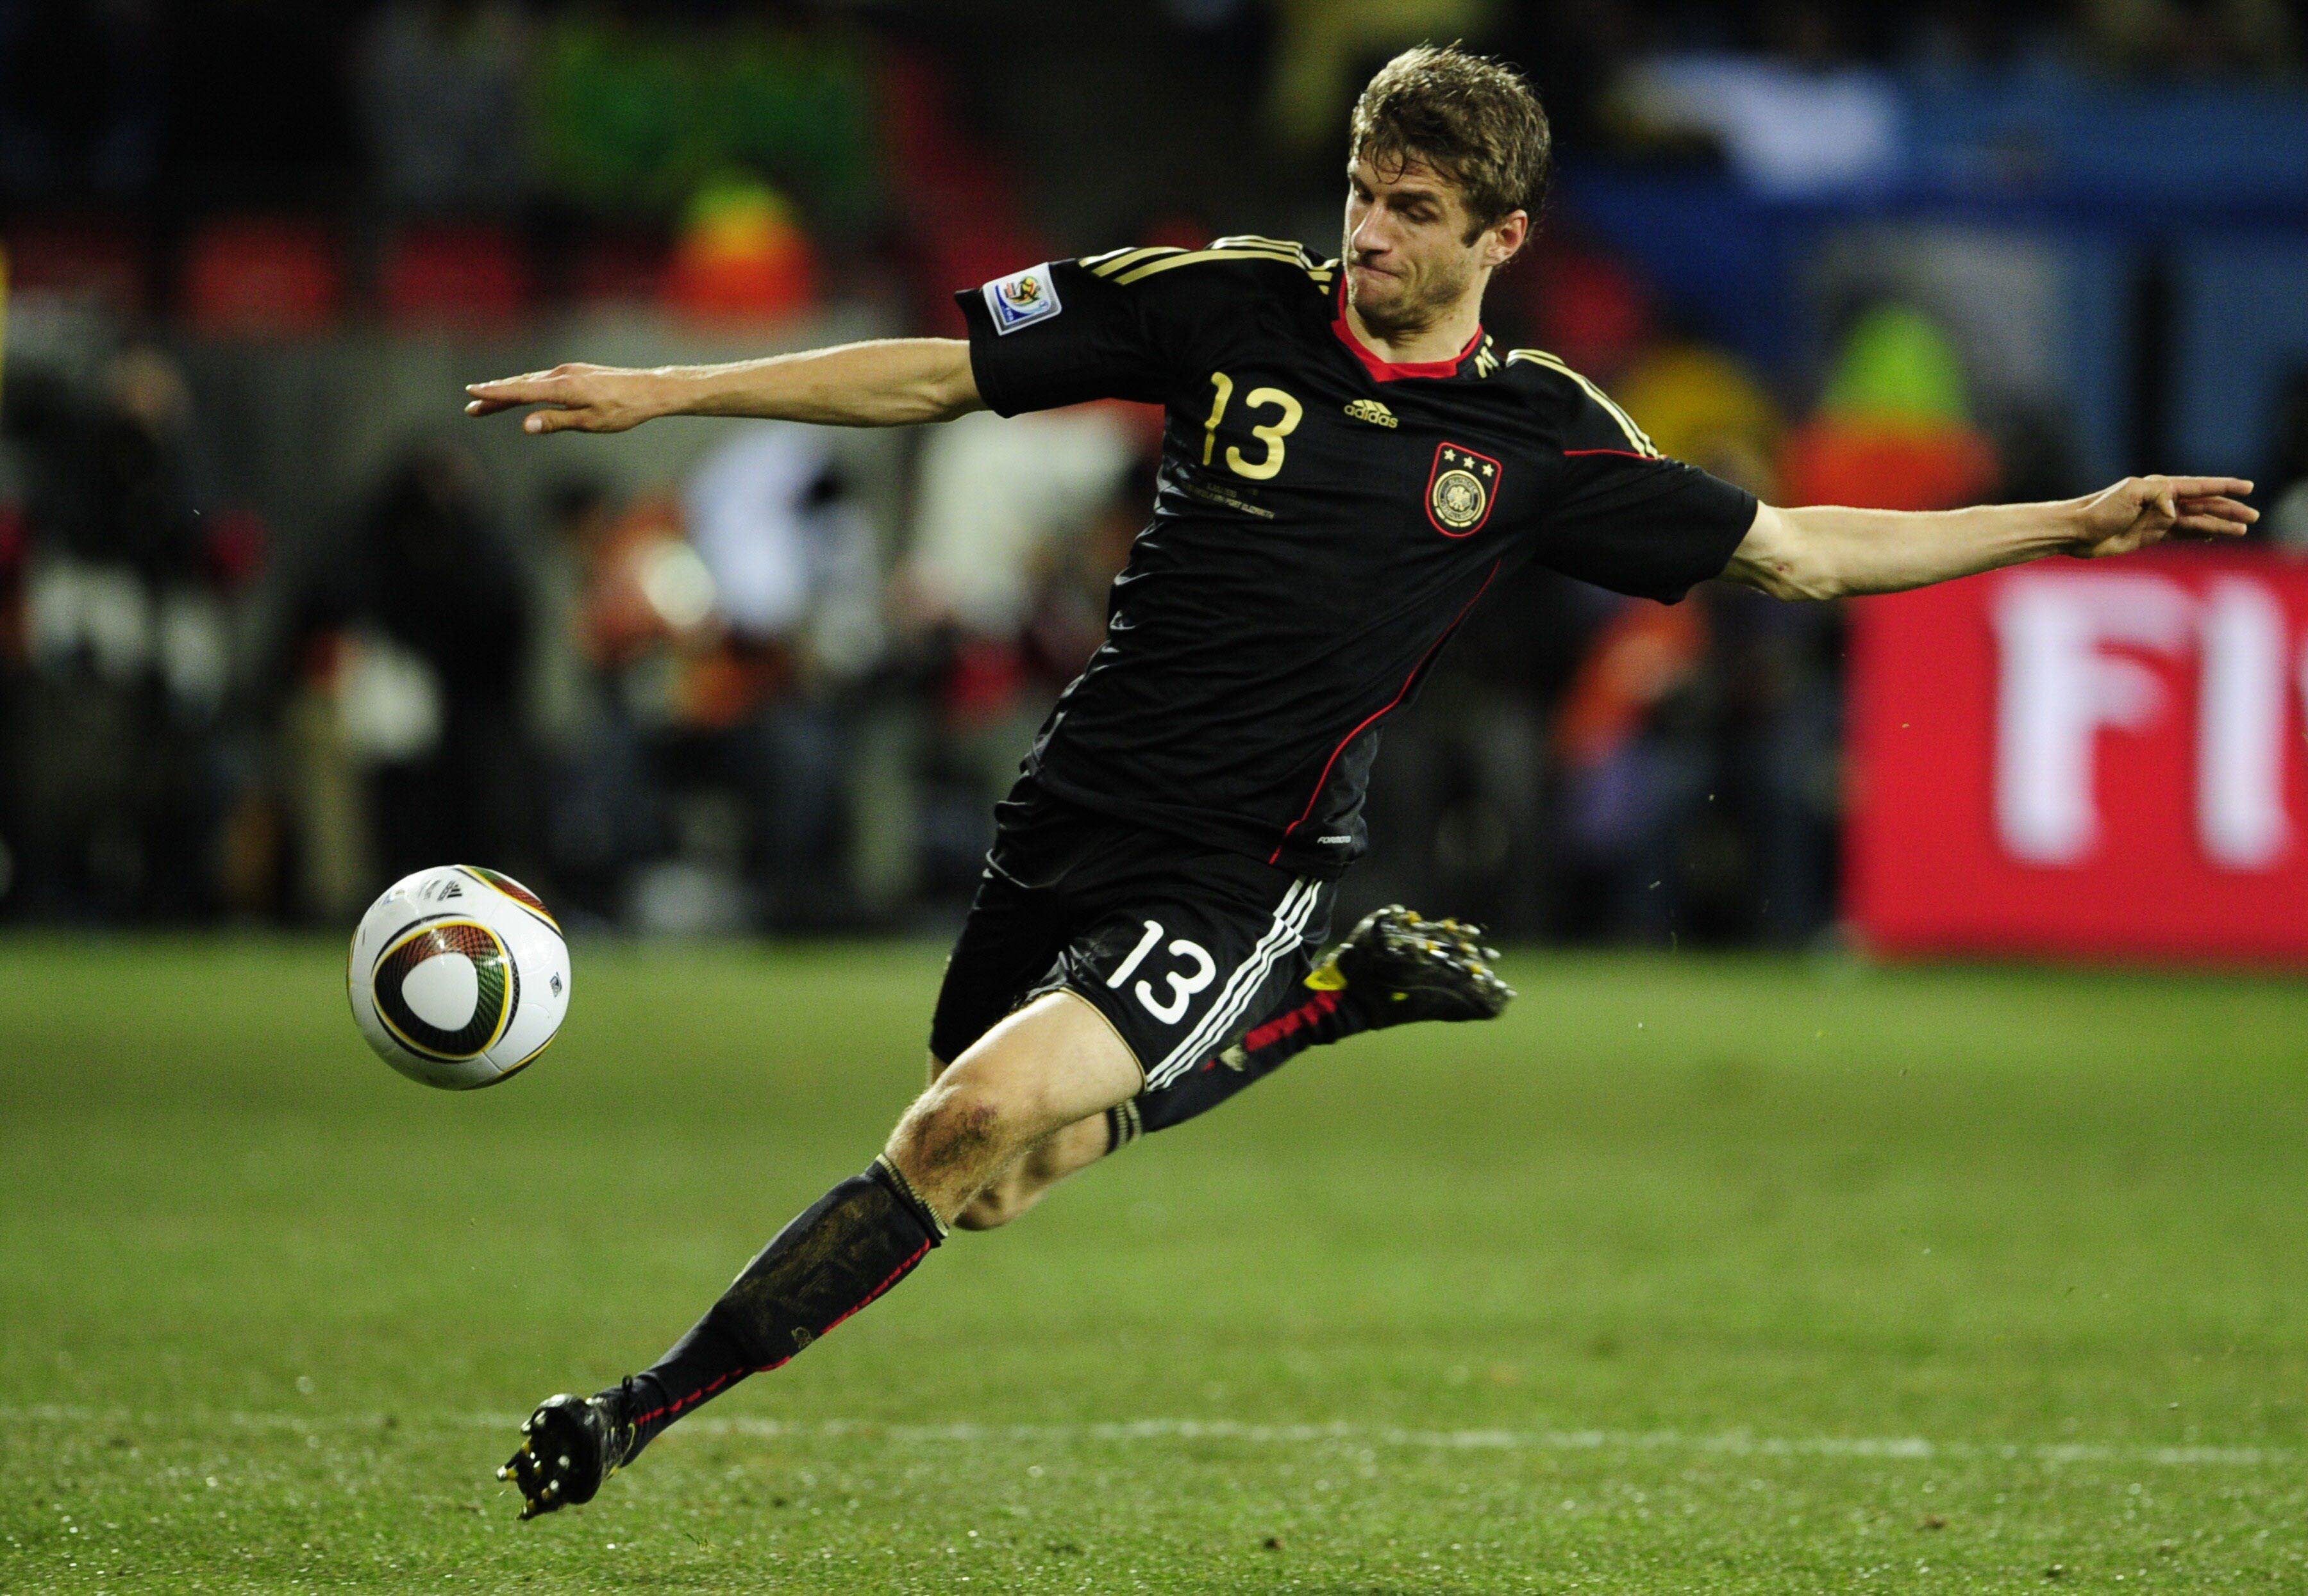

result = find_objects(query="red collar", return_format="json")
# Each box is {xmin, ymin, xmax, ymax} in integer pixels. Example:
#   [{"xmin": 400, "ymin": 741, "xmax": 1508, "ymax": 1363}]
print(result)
[{"xmin": 1330, "ymin": 279, "xmax": 1483, "ymax": 382}]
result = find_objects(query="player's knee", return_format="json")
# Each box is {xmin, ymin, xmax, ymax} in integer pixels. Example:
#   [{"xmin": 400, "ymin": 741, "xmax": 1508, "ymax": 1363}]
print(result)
[{"xmin": 893, "ymin": 1076, "xmax": 1024, "ymax": 1186}]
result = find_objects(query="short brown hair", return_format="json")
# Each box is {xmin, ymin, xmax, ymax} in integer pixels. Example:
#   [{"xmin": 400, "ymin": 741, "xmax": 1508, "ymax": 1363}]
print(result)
[{"xmin": 1348, "ymin": 44, "xmax": 1550, "ymax": 238}]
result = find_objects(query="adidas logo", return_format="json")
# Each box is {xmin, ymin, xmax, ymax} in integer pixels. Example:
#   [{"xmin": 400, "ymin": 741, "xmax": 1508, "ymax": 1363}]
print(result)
[{"xmin": 1344, "ymin": 398, "xmax": 1397, "ymax": 428}]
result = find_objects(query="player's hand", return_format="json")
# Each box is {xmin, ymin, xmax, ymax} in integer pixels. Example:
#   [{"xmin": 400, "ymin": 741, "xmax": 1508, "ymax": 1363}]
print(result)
[
  {"xmin": 464, "ymin": 363, "xmax": 666, "ymax": 435},
  {"xmin": 2070, "ymin": 475, "xmax": 2257, "ymax": 558}
]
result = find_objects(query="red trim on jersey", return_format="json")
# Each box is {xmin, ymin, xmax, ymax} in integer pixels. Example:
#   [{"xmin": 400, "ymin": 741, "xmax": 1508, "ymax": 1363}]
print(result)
[
  {"xmin": 1269, "ymin": 561, "xmax": 1502, "ymax": 865},
  {"xmin": 1331, "ymin": 279, "xmax": 1482, "ymax": 382},
  {"xmin": 1240, "ymin": 987, "xmax": 1342, "ymax": 1054},
  {"xmin": 1562, "ymin": 447, "xmax": 1655, "ymax": 460}
]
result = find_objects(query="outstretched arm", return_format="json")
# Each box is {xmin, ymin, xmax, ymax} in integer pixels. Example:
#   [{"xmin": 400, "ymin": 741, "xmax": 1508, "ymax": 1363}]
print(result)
[
  {"xmin": 1721, "ymin": 476, "xmax": 2259, "ymax": 601},
  {"xmin": 463, "ymin": 338, "xmax": 984, "ymax": 434}
]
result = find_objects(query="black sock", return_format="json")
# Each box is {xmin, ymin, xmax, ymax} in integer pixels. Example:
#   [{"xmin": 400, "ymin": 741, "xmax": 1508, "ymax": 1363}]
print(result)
[
  {"xmin": 613, "ymin": 1155, "xmax": 946, "ymax": 1458},
  {"xmin": 1216, "ymin": 983, "xmax": 1374, "ymax": 1074}
]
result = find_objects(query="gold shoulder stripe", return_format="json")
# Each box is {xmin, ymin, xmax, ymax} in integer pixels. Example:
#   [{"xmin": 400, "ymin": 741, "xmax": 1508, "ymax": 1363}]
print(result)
[
  {"xmin": 1087, "ymin": 246, "xmax": 1182, "ymax": 279},
  {"xmin": 1506, "ymin": 349, "xmax": 1660, "ymax": 457},
  {"xmin": 1111, "ymin": 245, "xmax": 1307, "ymax": 286},
  {"xmin": 1210, "ymin": 234, "xmax": 1312, "ymax": 263},
  {"xmin": 1210, "ymin": 237, "xmax": 1339, "ymax": 287}
]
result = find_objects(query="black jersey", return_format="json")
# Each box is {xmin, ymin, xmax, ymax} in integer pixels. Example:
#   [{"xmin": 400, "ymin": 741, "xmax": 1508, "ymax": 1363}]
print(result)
[{"xmin": 955, "ymin": 238, "xmax": 1758, "ymax": 876}]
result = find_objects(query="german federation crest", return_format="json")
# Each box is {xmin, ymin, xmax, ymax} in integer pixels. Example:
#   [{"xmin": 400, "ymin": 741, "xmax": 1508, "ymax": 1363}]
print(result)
[{"xmin": 1426, "ymin": 442, "xmax": 1501, "ymax": 537}]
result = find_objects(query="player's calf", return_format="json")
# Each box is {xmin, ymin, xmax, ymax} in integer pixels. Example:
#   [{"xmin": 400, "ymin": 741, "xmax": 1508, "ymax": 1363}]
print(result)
[{"xmin": 951, "ymin": 1113, "xmax": 1114, "ymax": 1231}]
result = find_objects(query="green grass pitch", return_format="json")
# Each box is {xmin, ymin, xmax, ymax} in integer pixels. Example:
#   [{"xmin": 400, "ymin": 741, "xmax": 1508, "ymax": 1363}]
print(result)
[{"xmin": 3, "ymin": 937, "xmax": 2305, "ymax": 1592}]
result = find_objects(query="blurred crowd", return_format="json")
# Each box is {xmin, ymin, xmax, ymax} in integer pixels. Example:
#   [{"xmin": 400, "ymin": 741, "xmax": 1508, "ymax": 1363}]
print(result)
[
  {"xmin": 12, "ymin": 276, "xmax": 2308, "ymax": 943},
  {"xmin": 4, "ymin": 0, "xmax": 2307, "ymax": 942}
]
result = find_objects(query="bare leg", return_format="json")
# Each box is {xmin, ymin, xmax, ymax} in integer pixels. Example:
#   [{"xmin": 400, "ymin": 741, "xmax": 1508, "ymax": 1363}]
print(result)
[
  {"xmin": 924, "ymin": 1040, "xmax": 1125, "ymax": 1233},
  {"xmin": 887, "ymin": 989, "xmax": 1141, "ymax": 1220},
  {"xmin": 950, "ymin": 1115, "xmax": 1116, "ymax": 1230}
]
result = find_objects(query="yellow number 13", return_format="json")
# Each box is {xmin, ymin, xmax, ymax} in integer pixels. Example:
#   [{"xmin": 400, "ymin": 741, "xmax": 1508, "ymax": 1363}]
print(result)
[{"xmin": 1200, "ymin": 372, "xmax": 1302, "ymax": 481}]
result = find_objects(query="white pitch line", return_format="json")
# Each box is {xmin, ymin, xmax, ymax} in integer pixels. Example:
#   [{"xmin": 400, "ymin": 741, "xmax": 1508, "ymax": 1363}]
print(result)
[{"xmin": 4, "ymin": 1405, "xmax": 2289, "ymax": 1471}]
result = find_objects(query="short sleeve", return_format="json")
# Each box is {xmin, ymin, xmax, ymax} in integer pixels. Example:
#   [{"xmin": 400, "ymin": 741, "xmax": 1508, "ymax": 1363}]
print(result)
[
  {"xmin": 1535, "ymin": 392, "xmax": 1757, "ymax": 604},
  {"xmin": 956, "ymin": 256, "xmax": 1185, "ymax": 416}
]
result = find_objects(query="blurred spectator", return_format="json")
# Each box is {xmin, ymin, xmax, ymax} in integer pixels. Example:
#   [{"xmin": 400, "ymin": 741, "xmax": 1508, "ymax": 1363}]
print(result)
[
  {"xmin": 546, "ymin": 427, "xmax": 886, "ymax": 931},
  {"xmin": 1513, "ymin": 254, "xmax": 1841, "ymax": 946},
  {"xmin": 1, "ymin": 347, "xmax": 256, "ymax": 920},
  {"xmin": 902, "ymin": 408, "xmax": 1140, "ymax": 642},
  {"xmin": 682, "ymin": 423, "xmax": 880, "ymax": 926},
  {"xmin": 1618, "ymin": 45, "xmax": 1900, "ymax": 195},
  {"xmin": 256, "ymin": 440, "xmax": 535, "ymax": 918},
  {"xmin": 1616, "ymin": 337, "xmax": 1783, "ymax": 494},
  {"xmin": 1552, "ymin": 594, "xmax": 1712, "ymax": 942},
  {"xmin": 1780, "ymin": 303, "xmax": 1999, "ymax": 511},
  {"xmin": 667, "ymin": 182, "xmax": 821, "ymax": 326},
  {"xmin": 1514, "ymin": 245, "xmax": 1657, "ymax": 386},
  {"xmin": 894, "ymin": 406, "xmax": 1141, "ymax": 873}
]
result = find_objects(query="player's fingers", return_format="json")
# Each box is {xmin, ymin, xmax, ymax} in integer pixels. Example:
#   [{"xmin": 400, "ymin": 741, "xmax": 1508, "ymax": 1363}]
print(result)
[
  {"xmin": 2164, "ymin": 476, "xmax": 2254, "ymax": 499},
  {"xmin": 2175, "ymin": 513, "xmax": 2248, "ymax": 537},
  {"xmin": 524, "ymin": 408, "xmax": 592, "ymax": 435},
  {"xmin": 2176, "ymin": 495, "xmax": 2258, "ymax": 523},
  {"xmin": 465, "ymin": 375, "xmax": 573, "ymax": 406}
]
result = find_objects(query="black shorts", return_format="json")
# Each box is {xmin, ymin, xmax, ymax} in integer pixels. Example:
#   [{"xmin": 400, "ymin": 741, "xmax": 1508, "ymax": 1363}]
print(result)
[{"xmin": 929, "ymin": 776, "xmax": 1337, "ymax": 1142}]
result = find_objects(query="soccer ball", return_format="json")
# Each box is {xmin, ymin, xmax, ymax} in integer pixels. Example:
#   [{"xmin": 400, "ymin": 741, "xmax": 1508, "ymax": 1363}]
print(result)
[{"xmin": 348, "ymin": 865, "xmax": 571, "ymax": 1090}]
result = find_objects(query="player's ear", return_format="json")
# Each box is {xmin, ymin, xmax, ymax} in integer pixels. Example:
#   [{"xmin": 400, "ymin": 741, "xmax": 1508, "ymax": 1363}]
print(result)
[{"xmin": 1484, "ymin": 209, "xmax": 1530, "ymax": 270}]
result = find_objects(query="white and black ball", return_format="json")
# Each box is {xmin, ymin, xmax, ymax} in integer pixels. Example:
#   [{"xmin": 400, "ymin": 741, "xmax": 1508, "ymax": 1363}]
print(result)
[{"xmin": 348, "ymin": 865, "xmax": 571, "ymax": 1089}]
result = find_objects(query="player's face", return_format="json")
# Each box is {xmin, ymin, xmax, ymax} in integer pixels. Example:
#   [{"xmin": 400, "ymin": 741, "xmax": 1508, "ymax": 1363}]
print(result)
[{"xmin": 1342, "ymin": 155, "xmax": 1510, "ymax": 336}]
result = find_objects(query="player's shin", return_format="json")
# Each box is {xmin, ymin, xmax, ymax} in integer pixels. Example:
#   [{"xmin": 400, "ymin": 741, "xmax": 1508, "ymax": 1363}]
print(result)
[{"xmin": 615, "ymin": 1154, "xmax": 947, "ymax": 1459}]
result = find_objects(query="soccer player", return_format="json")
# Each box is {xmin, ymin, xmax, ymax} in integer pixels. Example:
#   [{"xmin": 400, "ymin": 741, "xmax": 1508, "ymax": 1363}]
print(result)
[{"xmin": 465, "ymin": 46, "xmax": 2255, "ymax": 1518}]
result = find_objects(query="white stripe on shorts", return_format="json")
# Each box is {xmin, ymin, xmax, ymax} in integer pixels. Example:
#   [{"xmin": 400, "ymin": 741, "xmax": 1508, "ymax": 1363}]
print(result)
[{"xmin": 1143, "ymin": 877, "xmax": 1318, "ymax": 1089}]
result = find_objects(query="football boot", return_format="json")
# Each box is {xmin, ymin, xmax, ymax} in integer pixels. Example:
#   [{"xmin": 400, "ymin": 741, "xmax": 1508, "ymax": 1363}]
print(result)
[
  {"xmin": 498, "ymin": 1386, "xmax": 637, "ymax": 1521},
  {"xmin": 1312, "ymin": 904, "xmax": 1514, "ymax": 1026}
]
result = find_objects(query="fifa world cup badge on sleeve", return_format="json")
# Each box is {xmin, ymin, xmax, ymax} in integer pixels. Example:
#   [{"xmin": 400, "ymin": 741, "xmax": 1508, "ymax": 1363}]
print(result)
[{"xmin": 984, "ymin": 265, "xmax": 1062, "ymax": 334}]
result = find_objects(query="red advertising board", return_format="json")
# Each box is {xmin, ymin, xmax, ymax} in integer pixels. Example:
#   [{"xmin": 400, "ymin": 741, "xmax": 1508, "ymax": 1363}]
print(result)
[{"xmin": 1848, "ymin": 549, "xmax": 2308, "ymax": 962}]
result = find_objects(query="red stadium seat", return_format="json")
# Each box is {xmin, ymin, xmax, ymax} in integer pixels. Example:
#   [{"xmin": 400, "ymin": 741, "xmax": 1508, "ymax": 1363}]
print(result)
[
  {"xmin": 380, "ymin": 224, "xmax": 531, "ymax": 328},
  {"xmin": 181, "ymin": 217, "xmax": 342, "ymax": 335}
]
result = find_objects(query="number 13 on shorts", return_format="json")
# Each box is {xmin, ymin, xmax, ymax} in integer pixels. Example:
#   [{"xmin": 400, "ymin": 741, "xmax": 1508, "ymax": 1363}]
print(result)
[{"xmin": 1107, "ymin": 919, "xmax": 1216, "ymax": 1024}]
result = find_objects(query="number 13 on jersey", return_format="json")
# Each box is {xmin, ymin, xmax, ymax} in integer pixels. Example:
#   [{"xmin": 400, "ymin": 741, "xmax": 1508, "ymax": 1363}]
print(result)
[
  {"xmin": 1107, "ymin": 918, "xmax": 1216, "ymax": 1025},
  {"xmin": 1201, "ymin": 372, "xmax": 1303, "ymax": 481}
]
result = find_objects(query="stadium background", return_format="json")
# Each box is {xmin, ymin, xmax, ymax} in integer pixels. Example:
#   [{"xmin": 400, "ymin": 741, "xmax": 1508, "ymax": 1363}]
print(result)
[
  {"xmin": 9, "ymin": 6, "xmax": 2308, "ymax": 1593},
  {"xmin": 7, "ymin": 0, "xmax": 2306, "ymax": 950}
]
